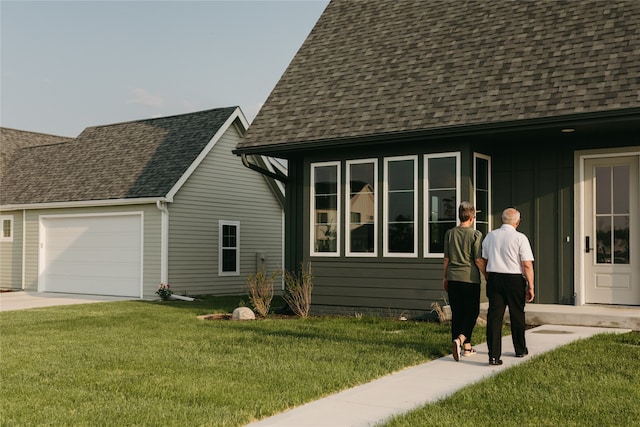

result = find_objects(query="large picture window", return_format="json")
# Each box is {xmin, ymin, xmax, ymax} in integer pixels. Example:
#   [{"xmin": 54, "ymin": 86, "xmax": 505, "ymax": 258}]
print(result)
[
  {"xmin": 311, "ymin": 162, "xmax": 340, "ymax": 256},
  {"xmin": 384, "ymin": 156, "xmax": 417, "ymax": 256},
  {"xmin": 474, "ymin": 153, "xmax": 491, "ymax": 237},
  {"xmin": 424, "ymin": 153, "xmax": 459, "ymax": 256},
  {"xmin": 346, "ymin": 159, "xmax": 377, "ymax": 256},
  {"xmin": 219, "ymin": 220, "xmax": 239, "ymax": 276}
]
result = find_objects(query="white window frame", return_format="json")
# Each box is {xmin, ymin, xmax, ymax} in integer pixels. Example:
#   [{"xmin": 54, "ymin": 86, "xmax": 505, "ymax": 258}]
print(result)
[
  {"xmin": 423, "ymin": 152, "xmax": 460, "ymax": 258},
  {"xmin": 219, "ymin": 220, "xmax": 240, "ymax": 276},
  {"xmin": 384, "ymin": 155, "xmax": 418, "ymax": 257},
  {"xmin": 473, "ymin": 153, "xmax": 492, "ymax": 234},
  {"xmin": 346, "ymin": 159, "xmax": 378, "ymax": 257},
  {"xmin": 310, "ymin": 161, "xmax": 341, "ymax": 257},
  {"xmin": 1, "ymin": 215, "xmax": 14, "ymax": 242}
]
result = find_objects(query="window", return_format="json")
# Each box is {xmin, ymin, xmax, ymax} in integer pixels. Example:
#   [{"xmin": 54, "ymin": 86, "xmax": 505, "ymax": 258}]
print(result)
[
  {"xmin": 1, "ymin": 216, "xmax": 13, "ymax": 242},
  {"xmin": 311, "ymin": 162, "xmax": 340, "ymax": 256},
  {"xmin": 346, "ymin": 159, "xmax": 377, "ymax": 256},
  {"xmin": 219, "ymin": 220, "xmax": 239, "ymax": 275},
  {"xmin": 384, "ymin": 156, "xmax": 417, "ymax": 256},
  {"xmin": 424, "ymin": 153, "xmax": 460, "ymax": 256},
  {"xmin": 474, "ymin": 153, "xmax": 491, "ymax": 237}
]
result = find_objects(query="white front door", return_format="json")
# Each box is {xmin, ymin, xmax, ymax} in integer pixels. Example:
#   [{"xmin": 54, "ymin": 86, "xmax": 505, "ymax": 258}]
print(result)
[{"xmin": 583, "ymin": 154, "xmax": 639, "ymax": 305}]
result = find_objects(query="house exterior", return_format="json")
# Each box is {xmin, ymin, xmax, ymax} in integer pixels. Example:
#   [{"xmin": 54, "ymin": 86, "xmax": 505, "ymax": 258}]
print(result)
[
  {"xmin": 234, "ymin": 1, "xmax": 640, "ymax": 318},
  {"xmin": 0, "ymin": 107, "xmax": 284, "ymax": 299}
]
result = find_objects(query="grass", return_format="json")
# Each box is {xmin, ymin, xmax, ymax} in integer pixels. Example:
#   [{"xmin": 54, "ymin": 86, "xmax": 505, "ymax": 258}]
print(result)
[
  {"xmin": 0, "ymin": 296, "xmax": 452, "ymax": 426},
  {"xmin": 1, "ymin": 295, "xmax": 638, "ymax": 426},
  {"xmin": 384, "ymin": 331, "xmax": 640, "ymax": 426}
]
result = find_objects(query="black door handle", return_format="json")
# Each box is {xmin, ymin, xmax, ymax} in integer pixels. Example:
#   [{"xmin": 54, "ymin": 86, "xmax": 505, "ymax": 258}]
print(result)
[{"xmin": 586, "ymin": 236, "xmax": 591, "ymax": 253}]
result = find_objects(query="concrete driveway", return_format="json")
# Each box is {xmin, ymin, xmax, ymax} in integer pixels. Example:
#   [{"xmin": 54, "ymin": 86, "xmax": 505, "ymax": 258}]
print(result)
[{"xmin": 0, "ymin": 291, "xmax": 135, "ymax": 312}]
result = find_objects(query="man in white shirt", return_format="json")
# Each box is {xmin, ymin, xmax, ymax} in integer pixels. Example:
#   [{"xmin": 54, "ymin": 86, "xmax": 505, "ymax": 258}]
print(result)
[{"xmin": 482, "ymin": 207, "xmax": 535, "ymax": 366}]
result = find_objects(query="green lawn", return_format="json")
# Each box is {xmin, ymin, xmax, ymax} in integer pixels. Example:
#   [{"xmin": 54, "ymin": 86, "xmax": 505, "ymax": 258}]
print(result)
[{"xmin": 1, "ymin": 296, "xmax": 638, "ymax": 426}]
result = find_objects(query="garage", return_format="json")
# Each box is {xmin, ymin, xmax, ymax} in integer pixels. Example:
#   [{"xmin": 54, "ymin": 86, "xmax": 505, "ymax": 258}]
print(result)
[{"xmin": 40, "ymin": 213, "xmax": 143, "ymax": 297}]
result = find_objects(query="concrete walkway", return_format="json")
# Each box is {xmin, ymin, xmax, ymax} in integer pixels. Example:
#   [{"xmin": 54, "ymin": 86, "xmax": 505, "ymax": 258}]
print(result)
[
  {"xmin": 0, "ymin": 291, "xmax": 133, "ymax": 311},
  {"xmin": 245, "ymin": 324, "xmax": 631, "ymax": 427}
]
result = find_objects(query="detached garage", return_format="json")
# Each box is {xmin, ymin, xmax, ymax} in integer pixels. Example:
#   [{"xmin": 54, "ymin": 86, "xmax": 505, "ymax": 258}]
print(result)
[
  {"xmin": 40, "ymin": 214, "xmax": 143, "ymax": 297},
  {"xmin": 1, "ymin": 107, "xmax": 285, "ymax": 299}
]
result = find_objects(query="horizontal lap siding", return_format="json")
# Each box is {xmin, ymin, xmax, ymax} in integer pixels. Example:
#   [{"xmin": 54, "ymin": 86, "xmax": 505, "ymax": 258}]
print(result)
[
  {"xmin": 168, "ymin": 126, "xmax": 283, "ymax": 296},
  {"xmin": 0, "ymin": 210, "xmax": 22, "ymax": 290},
  {"xmin": 308, "ymin": 259, "xmax": 445, "ymax": 317}
]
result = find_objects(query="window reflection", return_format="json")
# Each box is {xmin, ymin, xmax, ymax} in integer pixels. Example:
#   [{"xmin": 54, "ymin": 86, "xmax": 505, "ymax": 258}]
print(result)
[
  {"xmin": 386, "ymin": 157, "xmax": 415, "ymax": 254},
  {"xmin": 427, "ymin": 156, "xmax": 457, "ymax": 254},
  {"xmin": 313, "ymin": 164, "xmax": 339, "ymax": 253},
  {"xmin": 348, "ymin": 161, "xmax": 376, "ymax": 253},
  {"xmin": 595, "ymin": 165, "xmax": 630, "ymax": 264}
]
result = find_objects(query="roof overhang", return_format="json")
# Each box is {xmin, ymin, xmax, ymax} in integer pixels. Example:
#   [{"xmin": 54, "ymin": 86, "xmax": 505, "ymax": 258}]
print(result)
[
  {"xmin": 1, "ymin": 197, "xmax": 171, "ymax": 211},
  {"xmin": 234, "ymin": 107, "xmax": 640, "ymax": 157}
]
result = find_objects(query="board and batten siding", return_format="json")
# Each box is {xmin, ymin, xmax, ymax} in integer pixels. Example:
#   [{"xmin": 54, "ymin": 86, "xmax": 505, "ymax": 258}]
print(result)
[
  {"xmin": 167, "ymin": 125, "xmax": 283, "ymax": 295},
  {"xmin": 0, "ymin": 210, "xmax": 23, "ymax": 290},
  {"xmin": 19, "ymin": 204, "xmax": 162, "ymax": 298}
]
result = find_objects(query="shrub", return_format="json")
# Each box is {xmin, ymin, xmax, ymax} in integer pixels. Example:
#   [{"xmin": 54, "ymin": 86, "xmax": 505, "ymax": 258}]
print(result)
[
  {"xmin": 246, "ymin": 271, "xmax": 276, "ymax": 317},
  {"xmin": 283, "ymin": 263, "xmax": 313, "ymax": 318}
]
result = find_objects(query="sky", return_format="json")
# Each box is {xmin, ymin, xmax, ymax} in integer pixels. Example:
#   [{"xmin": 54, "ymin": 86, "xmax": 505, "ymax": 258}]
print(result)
[{"xmin": 0, "ymin": 0, "xmax": 329, "ymax": 137}]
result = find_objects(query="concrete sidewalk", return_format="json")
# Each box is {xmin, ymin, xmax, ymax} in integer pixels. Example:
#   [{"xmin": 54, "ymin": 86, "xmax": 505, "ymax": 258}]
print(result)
[
  {"xmin": 245, "ymin": 324, "xmax": 631, "ymax": 427},
  {"xmin": 0, "ymin": 291, "xmax": 133, "ymax": 311}
]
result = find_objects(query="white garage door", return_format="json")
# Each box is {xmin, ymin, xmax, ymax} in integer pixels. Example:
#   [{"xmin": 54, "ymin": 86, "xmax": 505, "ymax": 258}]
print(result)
[{"xmin": 41, "ymin": 214, "xmax": 142, "ymax": 297}]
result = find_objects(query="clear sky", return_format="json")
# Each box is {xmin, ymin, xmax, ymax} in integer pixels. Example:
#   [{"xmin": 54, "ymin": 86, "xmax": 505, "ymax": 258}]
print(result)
[{"xmin": 0, "ymin": 0, "xmax": 329, "ymax": 137}]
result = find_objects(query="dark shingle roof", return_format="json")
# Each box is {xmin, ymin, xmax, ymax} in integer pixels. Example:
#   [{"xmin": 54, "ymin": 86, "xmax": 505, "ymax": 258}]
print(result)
[
  {"xmin": 238, "ymin": 0, "xmax": 640, "ymax": 151},
  {"xmin": 0, "ymin": 128, "xmax": 73, "ymax": 178},
  {"xmin": 1, "ymin": 107, "xmax": 238, "ymax": 205}
]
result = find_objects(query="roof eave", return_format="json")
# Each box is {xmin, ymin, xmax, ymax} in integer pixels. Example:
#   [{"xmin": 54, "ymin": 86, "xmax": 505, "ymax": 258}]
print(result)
[
  {"xmin": 1, "ymin": 196, "xmax": 171, "ymax": 211},
  {"xmin": 235, "ymin": 107, "xmax": 640, "ymax": 156}
]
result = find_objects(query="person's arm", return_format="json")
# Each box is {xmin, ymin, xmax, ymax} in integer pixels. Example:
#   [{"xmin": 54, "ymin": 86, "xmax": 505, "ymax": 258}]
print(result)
[
  {"xmin": 442, "ymin": 257, "xmax": 450, "ymax": 292},
  {"xmin": 522, "ymin": 260, "xmax": 534, "ymax": 302},
  {"xmin": 475, "ymin": 258, "xmax": 487, "ymax": 281}
]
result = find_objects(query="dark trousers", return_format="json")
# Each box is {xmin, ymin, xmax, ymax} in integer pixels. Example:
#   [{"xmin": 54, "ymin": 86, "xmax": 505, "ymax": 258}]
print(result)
[
  {"xmin": 486, "ymin": 273, "xmax": 527, "ymax": 359},
  {"xmin": 447, "ymin": 281, "xmax": 480, "ymax": 344}
]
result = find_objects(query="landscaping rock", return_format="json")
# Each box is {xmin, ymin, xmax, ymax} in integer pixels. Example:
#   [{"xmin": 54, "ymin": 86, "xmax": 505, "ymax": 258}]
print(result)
[{"xmin": 232, "ymin": 307, "xmax": 255, "ymax": 320}]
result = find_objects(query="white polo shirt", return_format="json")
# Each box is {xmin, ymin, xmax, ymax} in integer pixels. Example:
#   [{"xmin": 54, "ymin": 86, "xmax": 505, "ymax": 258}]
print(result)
[{"xmin": 482, "ymin": 224, "xmax": 534, "ymax": 274}]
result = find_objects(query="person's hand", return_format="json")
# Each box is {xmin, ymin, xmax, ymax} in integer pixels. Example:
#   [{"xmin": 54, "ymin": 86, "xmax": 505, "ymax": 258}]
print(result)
[
  {"xmin": 443, "ymin": 278, "xmax": 448, "ymax": 292},
  {"xmin": 526, "ymin": 286, "xmax": 535, "ymax": 302}
]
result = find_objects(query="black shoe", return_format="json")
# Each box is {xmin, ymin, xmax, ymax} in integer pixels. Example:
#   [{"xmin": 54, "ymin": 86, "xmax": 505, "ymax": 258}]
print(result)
[
  {"xmin": 516, "ymin": 348, "xmax": 529, "ymax": 358},
  {"xmin": 489, "ymin": 358, "xmax": 503, "ymax": 366}
]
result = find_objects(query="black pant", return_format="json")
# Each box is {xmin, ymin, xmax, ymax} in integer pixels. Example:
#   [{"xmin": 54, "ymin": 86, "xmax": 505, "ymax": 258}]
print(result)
[
  {"xmin": 448, "ymin": 281, "xmax": 480, "ymax": 344},
  {"xmin": 486, "ymin": 273, "xmax": 527, "ymax": 359}
]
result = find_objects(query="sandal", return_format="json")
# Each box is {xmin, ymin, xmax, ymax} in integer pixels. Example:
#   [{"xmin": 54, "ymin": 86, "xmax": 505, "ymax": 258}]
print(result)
[
  {"xmin": 462, "ymin": 347, "xmax": 477, "ymax": 357},
  {"xmin": 452, "ymin": 338, "xmax": 462, "ymax": 361}
]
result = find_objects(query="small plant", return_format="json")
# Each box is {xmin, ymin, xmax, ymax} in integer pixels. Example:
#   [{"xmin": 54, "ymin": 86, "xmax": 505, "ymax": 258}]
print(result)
[
  {"xmin": 246, "ymin": 271, "xmax": 276, "ymax": 317},
  {"xmin": 283, "ymin": 262, "xmax": 313, "ymax": 318},
  {"xmin": 431, "ymin": 291, "xmax": 451, "ymax": 323},
  {"xmin": 156, "ymin": 283, "xmax": 173, "ymax": 301}
]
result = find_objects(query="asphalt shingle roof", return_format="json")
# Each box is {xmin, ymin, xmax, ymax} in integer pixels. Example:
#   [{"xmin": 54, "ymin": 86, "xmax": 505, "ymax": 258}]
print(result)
[
  {"xmin": 238, "ymin": 0, "xmax": 640, "ymax": 151},
  {"xmin": 1, "ymin": 107, "xmax": 237, "ymax": 205},
  {"xmin": 0, "ymin": 128, "xmax": 72, "ymax": 179}
]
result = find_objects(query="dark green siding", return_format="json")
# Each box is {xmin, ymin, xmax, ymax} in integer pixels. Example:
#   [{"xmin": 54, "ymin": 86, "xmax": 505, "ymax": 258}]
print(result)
[{"xmin": 281, "ymin": 126, "xmax": 638, "ymax": 317}]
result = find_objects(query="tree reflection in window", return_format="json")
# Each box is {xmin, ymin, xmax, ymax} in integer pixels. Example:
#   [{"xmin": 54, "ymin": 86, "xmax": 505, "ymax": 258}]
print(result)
[{"xmin": 595, "ymin": 165, "xmax": 630, "ymax": 264}]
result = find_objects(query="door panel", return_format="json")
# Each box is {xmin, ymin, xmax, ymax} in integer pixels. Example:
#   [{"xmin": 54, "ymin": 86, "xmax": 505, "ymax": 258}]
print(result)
[{"xmin": 584, "ymin": 156, "xmax": 639, "ymax": 305}]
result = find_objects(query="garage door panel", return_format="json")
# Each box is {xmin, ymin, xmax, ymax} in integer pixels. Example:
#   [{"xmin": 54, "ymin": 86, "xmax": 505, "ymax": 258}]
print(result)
[{"xmin": 42, "ymin": 214, "xmax": 142, "ymax": 297}]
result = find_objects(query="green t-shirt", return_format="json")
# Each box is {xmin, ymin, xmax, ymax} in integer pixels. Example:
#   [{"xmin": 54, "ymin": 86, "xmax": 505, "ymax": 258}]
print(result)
[{"xmin": 443, "ymin": 226, "xmax": 483, "ymax": 284}]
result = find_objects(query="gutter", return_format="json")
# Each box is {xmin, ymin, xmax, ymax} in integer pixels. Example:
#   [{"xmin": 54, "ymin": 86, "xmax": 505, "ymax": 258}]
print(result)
[
  {"xmin": 241, "ymin": 154, "xmax": 287, "ymax": 183},
  {"xmin": 233, "ymin": 107, "xmax": 640, "ymax": 156}
]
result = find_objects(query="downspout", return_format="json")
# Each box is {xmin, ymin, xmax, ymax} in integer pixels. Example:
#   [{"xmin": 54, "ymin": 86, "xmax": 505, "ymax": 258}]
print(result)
[
  {"xmin": 156, "ymin": 201, "xmax": 169, "ymax": 285},
  {"xmin": 22, "ymin": 209, "xmax": 26, "ymax": 290}
]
